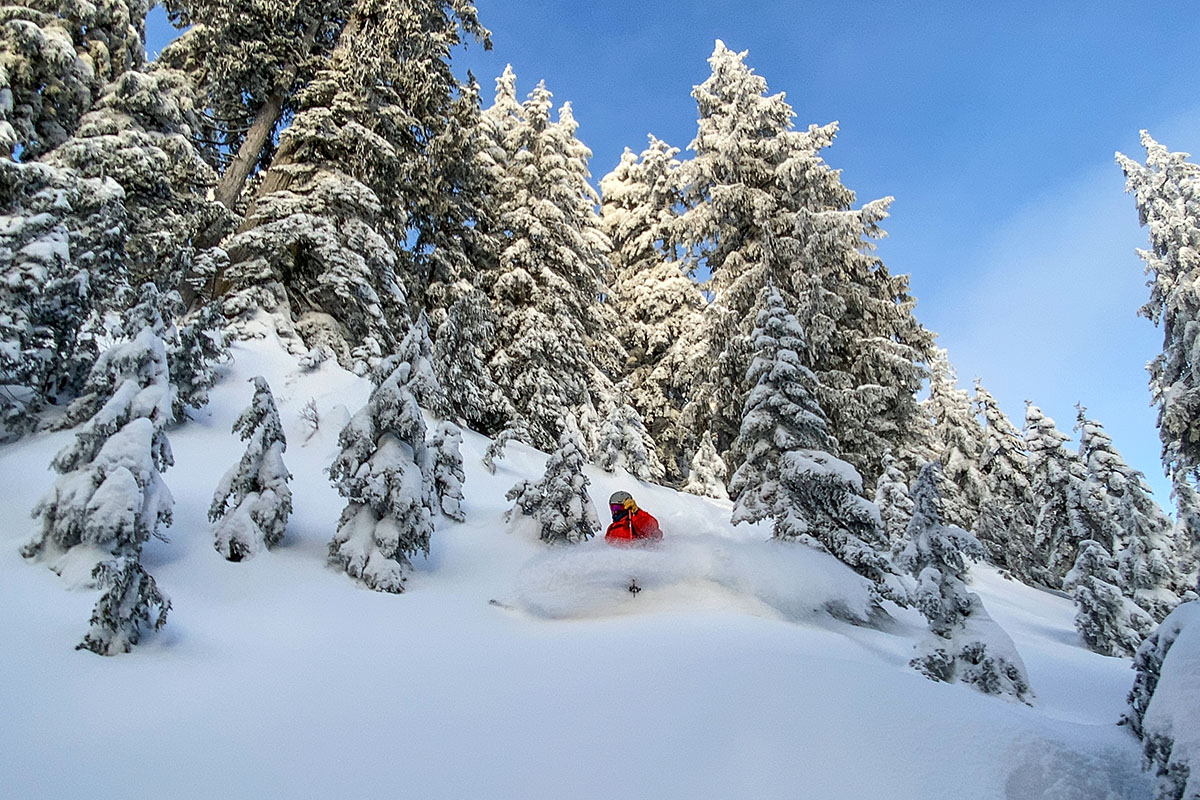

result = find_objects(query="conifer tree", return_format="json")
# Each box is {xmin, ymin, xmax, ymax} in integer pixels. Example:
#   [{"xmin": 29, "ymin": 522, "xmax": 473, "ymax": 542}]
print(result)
[
  {"xmin": 874, "ymin": 452, "xmax": 914, "ymax": 552},
  {"xmin": 729, "ymin": 287, "xmax": 895, "ymax": 592},
  {"xmin": 600, "ymin": 137, "xmax": 704, "ymax": 479},
  {"xmin": 210, "ymin": 376, "xmax": 291, "ymax": 561},
  {"xmin": 23, "ymin": 287, "xmax": 174, "ymax": 566},
  {"xmin": 1076, "ymin": 406, "xmax": 1184, "ymax": 620},
  {"xmin": 682, "ymin": 431, "xmax": 729, "ymax": 500},
  {"xmin": 899, "ymin": 462, "xmax": 1032, "ymax": 703},
  {"xmin": 433, "ymin": 287, "xmax": 507, "ymax": 432},
  {"xmin": 156, "ymin": 0, "xmax": 354, "ymax": 211},
  {"xmin": 506, "ymin": 427, "xmax": 599, "ymax": 545},
  {"xmin": 427, "ymin": 420, "xmax": 466, "ymax": 522},
  {"xmin": 674, "ymin": 41, "xmax": 932, "ymax": 488},
  {"xmin": 394, "ymin": 311, "xmax": 450, "ymax": 418},
  {"xmin": 222, "ymin": 0, "xmax": 488, "ymax": 366},
  {"xmin": 1064, "ymin": 539, "xmax": 1155, "ymax": 657},
  {"xmin": 475, "ymin": 68, "xmax": 621, "ymax": 451},
  {"xmin": 77, "ymin": 553, "xmax": 171, "ymax": 655},
  {"xmin": 596, "ymin": 386, "xmax": 665, "ymax": 482},
  {"xmin": 170, "ymin": 302, "xmax": 230, "ymax": 420},
  {"xmin": 971, "ymin": 382, "xmax": 1037, "ymax": 577},
  {"xmin": 0, "ymin": 0, "xmax": 150, "ymax": 159},
  {"xmin": 1025, "ymin": 403, "xmax": 1112, "ymax": 588},
  {"xmin": 923, "ymin": 348, "xmax": 987, "ymax": 530},
  {"xmin": 1117, "ymin": 133, "xmax": 1200, "ymax": 592},
  {"xmin": 43, "ymin": 65, "xmax": 231, "ymax": 289},
  {"xmin": 328, "ymin": 359, "xmax": 435, "ymax": 593},
  {"xmin": 0, "ymin": 159, "xmax": 127, "ymax": 435}
]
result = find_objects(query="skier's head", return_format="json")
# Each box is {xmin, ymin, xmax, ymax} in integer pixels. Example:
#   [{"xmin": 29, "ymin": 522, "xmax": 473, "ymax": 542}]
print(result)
[{"xmin": 609, "ymin": 491, "xmax": 637, "ymax": 518}]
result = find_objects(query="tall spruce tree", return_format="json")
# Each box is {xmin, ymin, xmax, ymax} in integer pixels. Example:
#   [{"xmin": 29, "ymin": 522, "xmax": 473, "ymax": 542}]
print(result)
[
  {"xmin": 1117, "ymin": 133, "xmax": 1200, "ymax": 591},
  {"xmin": 972, "ymin": 382, "xmax": 1038, "ymax": 579},
  {"xmin": 899, "ymin": 462, "xmax": 1032, "ymax": 703},
  {"xmin": 1076, "ymin": 405, "xmax": 1184, "ymax": 620},
  {"xmin": 599, "ymin": 137, "xmax": 704, "ymax": 480},
  {"xmin": 222, "ymin": 0, "xmax": 488, "ymax": 368},
  {"xmin": 729, "ymin": 287, "xmax": 896, "ymax": 595},
  {"xmin": 674, "ymin": 41, "xmax": 931, "ymax": 488},
  {"xmin": 474, "ymin": 68, "xmax": 622, "ymax": 451},
  {"xmin": 1025, "ymin": 402, "xmax": 1111, "ymax": 588},
  {"xmin": 923, "ymin": 348, "xmax": 987, "ymax": 530}
]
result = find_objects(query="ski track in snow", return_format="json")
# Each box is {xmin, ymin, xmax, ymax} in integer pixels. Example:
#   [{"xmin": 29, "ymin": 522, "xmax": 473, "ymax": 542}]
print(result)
[{"xmin": 0, "ymin": 334, "xmax": 1153, "ymax": 800}]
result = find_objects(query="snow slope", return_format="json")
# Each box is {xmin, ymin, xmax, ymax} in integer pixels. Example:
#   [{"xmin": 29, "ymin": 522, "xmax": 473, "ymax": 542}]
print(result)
[{"xmin": 0, "ymin": 334, "xmax": 1154, "ymax": 800}]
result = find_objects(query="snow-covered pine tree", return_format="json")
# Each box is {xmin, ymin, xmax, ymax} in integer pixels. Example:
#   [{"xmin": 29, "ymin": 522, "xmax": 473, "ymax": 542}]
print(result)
[
  {"xmin": 43, "ymin": 64, "xmax": 231, "ymax": 290},
  {"xmin": 505, "ymin": 426, "xmax": 599, "ymax": 545},
  {"xmin": 328, "ymin": 359, "xmax": 435, "ymax": 593},
  {"xmin": 77, "ymin": 553, "xmax": 171, "ymax": 655},
  {"xmin": 1076, "ymin": 405, "xmax": 1184, "ymax": 620},
  {"xmin": 427, "ymin": 420, "xmax": 465, "ymax": 522},
  {"xmin": 476, "ymin": 69, "xmax": 622, "ymax": 452},
  {"xmin": 0, "ymin": 0, "xmax": 149, "ymax": 159},
  {"xmin": 923, "ymin": 348, "xmax": 987, "ymax": 530},
  {"xmin": 433, "ymin": 286, "xmax": 507, "ymax": 433},
  {"xmin": 675, "ymin": 41, "xmax": 932, "ymax": 487},
  {"xmin": 1120, "ymin": 600, "xmax": 1200, "ymax": 800},
  {"xmin": 971, "ymin": 381, "xmax": 1038, "ymax": 578},
  {"xmin": 1118, "ymin": 134, "xmax": 1200, "ymax": 591},
  {"xmin": 729, "ymin": 286, "xmax": 896, "ymax": 593},
  {"xmin": 874, "ymin": 452, "xmax": 914, "ymax": 553},
  {"xmin": 1064, "ymin": 539, "xmax": 1155, "ymax": 657},
  {"xmin": 210, "ymin": 376, "xmax": 292, "ymax": 561},
  {"xmin": 222, "ymin": 0, "xmax": 488, "ymax": 367},
  {"xmin": 0, "ymin": 158, "xmax": 128, "ymax": 436},
  {"xmin": 22, "ymin": 290, "xmax": 174, "ymax": 571},
  {"xmin": 1025, "ymin": 402, "xmax": 1113, "ymax": 588},
  {"xmin": 599, "ymin": 137, "xmax": 705, "ymax": 480},
  {"xmin": 899, "ymin": 462, "xmax": 1032, "ymax": 703},
  {"xmin": 596, "ymin": 384, "xmax": 665, "ymax": 482},
  {"xmin": 155, "ymin": 0, "xmax": 354, "ymax": 211},
  {"xmin": 682, "ymin": 431, "xmax": 729, "ymax": 500}
]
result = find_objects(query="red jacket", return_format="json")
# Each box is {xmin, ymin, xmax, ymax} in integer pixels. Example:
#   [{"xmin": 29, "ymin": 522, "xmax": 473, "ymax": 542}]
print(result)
[{"xmin": 605, "ymin": 508, "xmax": 661, "ymax": 544}]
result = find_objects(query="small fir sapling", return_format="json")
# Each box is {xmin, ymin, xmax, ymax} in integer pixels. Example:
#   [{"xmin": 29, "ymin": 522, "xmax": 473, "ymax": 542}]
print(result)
[
  {"xmin": 874, "ymin": 452, "xmax": 914, "ymax": 553},
  {"xmin": 482, "ymin": 417, "xmax": 531, "ymax": 474},
  {"xmin": 428, "ymin": 420, "xmax": 466, "ymax": 522},
  {"xmin": 77, "ymin": 554, "xmax": 171, "ymax": 656},
  {"xmin": 328, "ymin": 361, "xmax": 435, "ymax": 593},
  {"xmin": 682, "ymin": 431, "xmax": 729, "ymax": 500},
  {"xmin": 898, "ymin": 462, "xmax": 1033, "ymax": 703},
  {"xmin": 506, "ymin": 427, "xmax": 600, "ymax": 545},
  {"xmin": 171, "ymin": 302, "xmax": 230, "ymax": 420},
  {"xmin": 210, "ymin": 376, "xmax": 292, "ymax": 561},
  {"xmin": 396, "ymin": 311, "xmax": 451, "ymax": 418},
  {"xmin": 1064, "ymin": 539, "xmax": 1155, "ymax": 657}
]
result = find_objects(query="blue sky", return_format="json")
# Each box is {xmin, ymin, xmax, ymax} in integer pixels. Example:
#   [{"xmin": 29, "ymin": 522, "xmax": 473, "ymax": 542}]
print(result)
[{"xmin": 148, "ymin": 1, "xmax": 1199, "ymax": 501}]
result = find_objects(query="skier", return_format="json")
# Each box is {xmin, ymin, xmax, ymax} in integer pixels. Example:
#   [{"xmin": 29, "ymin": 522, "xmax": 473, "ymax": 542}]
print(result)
[{"xmin": 605, "ymin": 491, "xmax": 661, "ymax": 545}]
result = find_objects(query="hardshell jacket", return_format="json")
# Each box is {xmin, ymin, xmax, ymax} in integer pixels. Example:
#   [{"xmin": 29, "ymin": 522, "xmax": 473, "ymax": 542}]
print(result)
[{"xmin": 605, "ymin": 508, "xmax": 662, "ymax": 544}]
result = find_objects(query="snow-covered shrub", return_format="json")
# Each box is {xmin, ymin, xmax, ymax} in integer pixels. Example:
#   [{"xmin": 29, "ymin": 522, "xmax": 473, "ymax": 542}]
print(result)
[
  {"xmin": 596, "ymin": 392, "xmax": 664, "ymax": 482},
  {"xmin": 506, "ymin": 428, "xmax": 599, "ymax": 545},
  {"xmin": 77, "ymin": 555, "xmax": 171, "ymax": 656},
  {"xmin": 210, "ymin": 376, "xmax": 292, "ymax": 561}
]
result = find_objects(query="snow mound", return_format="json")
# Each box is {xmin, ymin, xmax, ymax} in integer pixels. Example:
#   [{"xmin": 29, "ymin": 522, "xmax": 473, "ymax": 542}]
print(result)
[{"xmin": 510, "ymin": 534, "xmax": 879, "ymax": 624}]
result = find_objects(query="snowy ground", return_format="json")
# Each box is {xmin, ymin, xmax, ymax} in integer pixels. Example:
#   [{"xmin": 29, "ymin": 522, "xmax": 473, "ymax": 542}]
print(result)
[{"xmin": 0, "ymin": 335, "xmax": 1154, "ymax": 799}]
